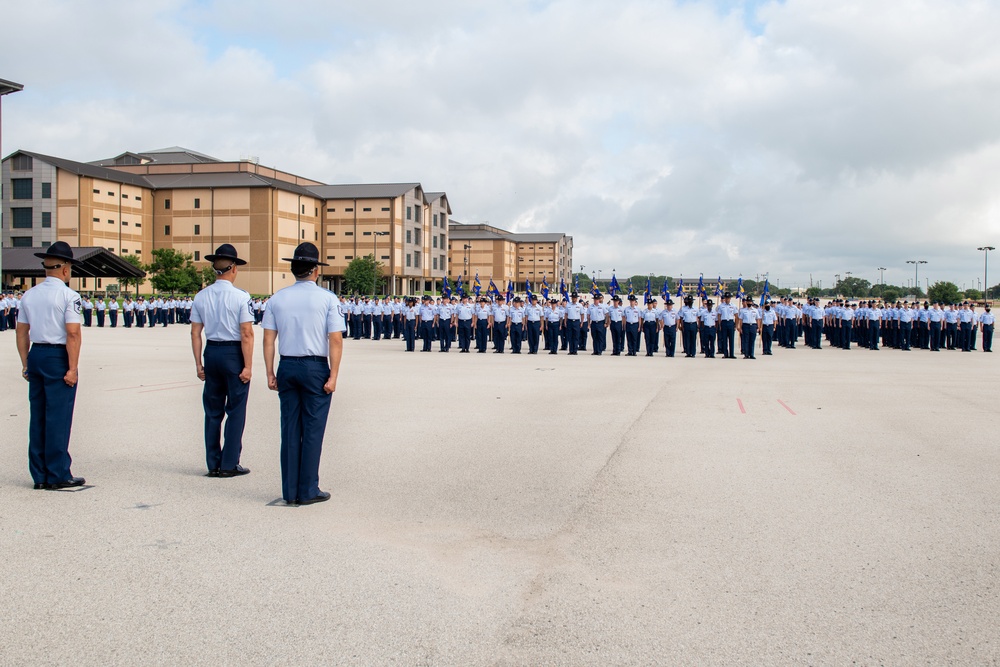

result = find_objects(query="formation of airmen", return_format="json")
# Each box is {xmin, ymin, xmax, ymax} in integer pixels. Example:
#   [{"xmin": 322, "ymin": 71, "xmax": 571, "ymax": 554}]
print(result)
[
  {"xmin": 10, "ymin": 242, "xmax": 995, "ymax": 502},
  {"xmin": 78, "ymin": 295, "xmax": 193, "ymax": 328},
  {"xmin": 0, "ymin": 291, "xmax": 21, "ymax": 332},
  {"xmin": 338, "ymin": 291, "xmax": 996, "ymax": 356}
]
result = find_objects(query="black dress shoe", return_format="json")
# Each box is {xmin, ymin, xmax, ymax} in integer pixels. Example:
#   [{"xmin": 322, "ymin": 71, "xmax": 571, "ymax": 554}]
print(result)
[
  {"xmin": 298, "ymin": 490, "xmax": 331, "ymax": 505},
  {"xmin": 50, "ymin": 477, "xmax": 85, "ymax": 489},
  {"xmin": 33, "ymin": 482, "xmax": 51, "ymax": 490},
  {"xmin": 218, "ymin": 465, "xmax": 250, "ymax": 478},
  {"xmin": 206, "ymin": 469, "xmax": 221, "ymax": 478}
]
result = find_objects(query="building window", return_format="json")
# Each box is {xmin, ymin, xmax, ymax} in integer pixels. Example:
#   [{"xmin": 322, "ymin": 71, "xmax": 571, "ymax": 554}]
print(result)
[
  {"xmin": 433, "ymin": 213, "xmax": 438, "ymax": 227},
  {"xmin": 327, "ymin": 255, "xmax": 335, "ymax": 260},
  {"xmin": 108, "ymin": 191, "xmax": 114, "ymax": 196},
  {"xmin": 345, "ymin": 255, "xmax": 354, "ymax": 260},
  {"xmin": 12, "ymin": 154, "xmax": 32, "ymax": 170},
  {"xmin": 194, "ymin": 251, "xmax": 200, "ymax": 261},
  {"xmin": 194, "ymin": 224, "xmax": 201, "ymax": 235},
  {"xmin": 12, "ymin": 236, "xmax": 32, "ymax": 247},
  {"xmin": 414, "ymin": 251, "xmax": 421, "ymax": 268},
  {"xmin": 433, "ymin": 236, "xmax": 438, "ymax": 248},
  {"xmin": 327, "ymin": 231, "xmax": 336, "ymax": 236},
  {"xmin": 314, "ymin": 232, "xmax": 318, "ymax": 241},
  {"xmin": 301, "ymin": 204, "xmax": 305, "ymax": 214},
  {"xmin": 381, "ymin": 207, "xmax": 389, "ymax": 212},
  {"xmin": 135, "ymin": 196, "xmax": 142, "ymax": 202},
  {"xmin": 135, "ymin": 223, "xmax": 142, "ymax": 228},
  {"xmin": 406, "ymin": 230, "xmax": 411, "ymax": 244},
  {"xmin": 414, "ymin": 230, "xmax": 421, "ymax": 244},
  {"xmin": 164, "ymin": 225, "xmax": 171, "ymax": 235},
  {"xmin": 301, "ymin": 230, "xmax": 305, "ymax": 239},
  {"xmin": 440, "ymin": 255, "xmax": 446, "ymax": 270},
  {"xmin": 122, "ymin": 221, "xmax": 129, "ymax": 226},
  {"xmin": 41, "ymin": 212, "xmax": 51, "ymax": 228},
  {"xmin": 93, "ymin": 217, "xmax": 100, "ymax": 223},
  {"xmin": 41, "ymin": 182, "xmax": 52, "ymax": 199},
  {"xmin": 40, "ymin": 241, "xmax": 51, "ymax": 248},
  {"xmin": 406, "ymin": 206, "xmax": 412, "ymax": 220},
  {"xmin": 363, "ymin": 207, "xmax": 371, "ymax": 212},
  {"xmin": 345, "ymin": 207, "xmax": 354, "ymax": 212},
  {"xmin": 108, "ymin": 219, "xmax": 115, "ymax": 224},
  {"xmin": 415, "ymin": 207, "xmax": 421, "ymax": 222},
  {"xmin": 194, "ymin": 198, "xmax": 201, "ymax": 209},
  {"xmin": 93, "ymin": 189, "xmax": 100, "ymax": 194},
  {"xmin": 164, "ymin": 199, "xmax": 171, "ymax": 210},
  {"xmin": 363, "ymin": 231, "xmax": 372, "ymax": 236},
  {"xmin": 440, "ymin": 234, "xmax": 445, "ymax": 248},
  {"xmin": 433, "ymin": 257, "xmax": 438, "ymax": 270},
  {"xmin": 122, "ymin": 193, "xmax": 129, "ymax": 199},
  {"xmin": 12, "ymin": 179, "xmax": 32, "ymax": 199},
  {"xmin": 406, "ymin": 254, "xmax": 411, "ymax": 267},
  {"xmin": 12, "ymin": 208, "xmax": 32, "ymax": 228},
  {"xmin": 441, "ymin": 213, "xmax": 447, "ymax": 225},
  {"xmin": 345, "ymin": 231, "xmax": 353, "ymax": 236},
  {"xmin": 327, "ymin": 208, "xmax": 335, "ymax": 212},
  {"xmin": 381, "ymin": 255, "xmax": 389, "ymax": 260},
  {"xmin": 315, "ymin": 207, "xmax": 318, "ymax": 216}
]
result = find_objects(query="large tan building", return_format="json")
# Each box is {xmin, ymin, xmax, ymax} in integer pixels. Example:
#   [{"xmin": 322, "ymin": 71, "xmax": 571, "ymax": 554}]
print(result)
[
  {"xmin": 448, "ymin": 222, "xmax": 573, "ymax": 290},
  {"xmin": 2, "ymin": 147, "xmax": 452, "ymax": 295}
]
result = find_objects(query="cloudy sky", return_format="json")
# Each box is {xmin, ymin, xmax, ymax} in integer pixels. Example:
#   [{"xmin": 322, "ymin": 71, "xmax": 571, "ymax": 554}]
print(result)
[{"xmin": 3, "ymin": 0, "xmax": 1000, "ymax": 290}]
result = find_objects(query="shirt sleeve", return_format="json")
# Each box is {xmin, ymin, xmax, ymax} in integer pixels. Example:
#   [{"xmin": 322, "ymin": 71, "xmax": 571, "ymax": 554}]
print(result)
[
  {"xmin": 239, "ymin": 296, "xmax": 254, "ymax": 324},
  {"xmin": 64, "ymin": 292, "xmax": 83, "ymax": 324},
  {"xmin": 189, "ymin": 299, "xmax": 203, "ymax": 323},
  {"xmin": 262, "ymin": 304, "xmax": 277, "ymax": 331},
  {"xmin": 327, "ymin": 296, "xmax": 347, "ymax": 334}
]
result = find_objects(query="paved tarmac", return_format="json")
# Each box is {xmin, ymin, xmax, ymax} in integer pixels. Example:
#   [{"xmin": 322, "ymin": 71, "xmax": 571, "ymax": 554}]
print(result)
[{"xmin": 1, "ymin": 325, "xmax": 998, "ymax": 666}]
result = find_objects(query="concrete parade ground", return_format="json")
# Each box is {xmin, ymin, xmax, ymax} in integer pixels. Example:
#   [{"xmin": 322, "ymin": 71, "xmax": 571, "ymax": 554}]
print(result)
[{"xmin": 1, "ymin": 325, "xmax": 998, "ymax": 666}]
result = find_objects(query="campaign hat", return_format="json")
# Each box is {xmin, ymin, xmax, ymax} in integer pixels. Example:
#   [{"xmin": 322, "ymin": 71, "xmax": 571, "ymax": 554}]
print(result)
[
  {"xmin": 35, "ymin": 241, "xmax": 80, "ymax": 265},
  {"xmin": 204, "ymin": 243, "xmax": 247, "ymax": 265},
  {"xmin": 281, "ymin": 242, "xmax": 328, "ymax": 266}
]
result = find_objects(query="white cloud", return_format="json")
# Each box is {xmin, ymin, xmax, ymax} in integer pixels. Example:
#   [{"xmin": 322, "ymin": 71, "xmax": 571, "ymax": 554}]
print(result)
[{"xmin": 4, "ymin": 0, "xmax": 1000, "ymax": 287}]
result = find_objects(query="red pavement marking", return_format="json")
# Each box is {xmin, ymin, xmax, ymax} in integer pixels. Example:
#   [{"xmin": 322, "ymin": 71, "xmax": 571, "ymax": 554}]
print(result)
[
  {"xmin": 737, "ymin": 398, "xmax": 746, "ymax": 414},
  {"xmin": 777, "ymin": 399, "xmax": 796, "ymax": 415},
  {"xmin": 107, "ymin": 381, "xmax": 188, "ymax": 392}
]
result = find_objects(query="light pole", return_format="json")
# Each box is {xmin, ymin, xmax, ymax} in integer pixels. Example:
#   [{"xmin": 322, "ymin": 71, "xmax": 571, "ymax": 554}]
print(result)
[
  {"xmin": 907, "ymin": 260, "xmax": 927, "ymax": 296},
  {"xmin": 0, "ymin": 78, "xmax": 25, "ymax": 284},
  {"xmin": 978, "ymin": 247, "xmax": 994, "ymax": 301},
  {"xmin": 373, "ymin": 231, "xmax": 389, "ymax": 295},
  {"xmin": 877, "ymin": 267, "xmax": 886, "ymax": 291}
]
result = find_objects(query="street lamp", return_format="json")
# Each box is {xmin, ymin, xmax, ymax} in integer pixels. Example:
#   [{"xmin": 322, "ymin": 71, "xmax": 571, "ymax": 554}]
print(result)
[
  {"xmin": 906, "ymin": 260, "xmax": 927, "ymax": 296},
  {"xmin": 877, "ymin": 267, "xmax": 886, "ymax": 288},
  {"xmin": 978, "ymin": 247, "xmax": 994, "ymax": 301},
  {"xmin": 373, "ymin": 231, "xmax": 389, "ymax": 295}
]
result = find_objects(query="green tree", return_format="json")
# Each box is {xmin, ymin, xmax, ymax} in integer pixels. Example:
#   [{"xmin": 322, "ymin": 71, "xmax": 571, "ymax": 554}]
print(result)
[
  {"xmin": 880, "ymin": 287, "xmax": 901, "ymax": 303},
  {"xmin": 344, "ymin": 254, "xmax": 384, "ymax": 295},
  {"xmin": 927, "ymin": 281, "xmax": 961, "ymax": 304},
  {"xmin": 119, "ymin": 254, "xmax": 147, "ymax": 296},
  {"xmin": 200, "ymin": 266, "xmax": 217, "ymax": 289},
  {"xmin": 806, "ymin": 287, "xmax": 822, "ymax": 298},
  {"xmin": 964, "ymin": 288, "xmax": 982, "ymax": 301},
  {"xmin": 834, "ymin": 276, "xmax": 871, "ymax": 298},
  {"xmin": 148, "ymin": 248, "xmax": 199, "ymax": 295}
]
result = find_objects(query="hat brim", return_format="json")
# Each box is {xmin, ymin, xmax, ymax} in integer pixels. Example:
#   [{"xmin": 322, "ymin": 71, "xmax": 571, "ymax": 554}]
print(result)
[
  {"xmin": 281, "ymin": 256, "xmax": 329, "ymax": 267},
  {"xmin": 34, "ymin": 252, "xmax": 80, "ymax": 265},
  {"xmin": 204, "ymin": 254, "xmax": 247, "ymax": 265}
]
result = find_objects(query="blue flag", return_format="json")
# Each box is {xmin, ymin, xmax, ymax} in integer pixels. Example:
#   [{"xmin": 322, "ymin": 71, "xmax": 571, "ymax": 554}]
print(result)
[
  {"xmin": 591, "ymin": 278, "xmax": 600, "ymax": 297},
  {"xmin": 759, "ymin": 278, "xmax": 770, "ymax": 307},
  {"xmin": 609, "ymin": 274, "xmax": 620, "ymax": 296},
  {"xmin": 474, "ymin": 273, "xmax": 482, "ymax": 297},
  {"xmin": 697, "ymin": 275, "xmax": 706, "ymax": 298},
  {"xmin": 714, "ymin": 276, "xmax": 723, "ymax": 297},
  {"xmin": 628, "ymin": 278, "xmax": 635, "ymax": 298},
  {"xmin": 736, "ymin": 277, "xmax": 745, "ymax": 299},
  {"xmin": 560, "ymin": 278, "xmax": 569, "ymax": 300},
  {"xmin": 525, "ymin": 279, "xmax": 532, "ymax": 299},
  {"xmin": 455, "ymin": 275, "xmax": 464, "ymax": 297},
  {"xmin": 488, "ymin": 278, "xmax": 500, "ymax": 299},
  {"xmin": 661, "ymin": 277, "xmax": 669, "ymax": 300},
  {"xmin": 442, "ymin": 276, "xmax": 451, "ymax": 298},
  {"xmin": 574, "ymin": 274, "xmax": 580, "ymax": 294},
  {"xmin": 542, "ymin": 276, "xmax": 550, "ymax": 300},
  {"xmin": 506, "ymin": 280, "xmax": 514, "ymax": 302},
  {"xmin": 644, "ymin": 276, "xmax": 651, "ymax": 304},
  {"xmin": 676, "ymin": 277, "xmax": 684, "ymax": 298}
]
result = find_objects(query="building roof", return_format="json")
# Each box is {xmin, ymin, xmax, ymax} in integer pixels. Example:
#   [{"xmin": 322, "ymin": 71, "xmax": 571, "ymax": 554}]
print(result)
[
  {"xmin": 137, "ymin": 147, "xmax": 222, "ymax": 163},
  {"xmin": 509, "ymin": 233, "xmax": 569, "ymax": 243},
  {"xmin": 1, "ymin": 247, "xmax": 146, "ymax": 279},
  {"xmin": 306, "ymin": 183, "xmax": 422, "ymax": 200},
  {"xmin": 0, "ymin": 78, "xmax": 24, "ymax": 96},
  {"xmin": 143, "ymin": 171, "xmax": 316, "ymax": 196},
  {"xmin": 8, "ymin": 150, "xmax": 153, "ymax": 188},
  {"xmin": 423, "ymin": 191, "xmax": 452, "ymax": 214}
]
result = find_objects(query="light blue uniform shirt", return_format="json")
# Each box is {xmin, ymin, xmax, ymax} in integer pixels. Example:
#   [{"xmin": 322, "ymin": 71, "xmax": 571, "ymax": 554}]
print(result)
[
  {"xmin": 659, "ymin": 308, "xmax": 678, "ymax": 326},
  {"xmin": 190, "ymin": 280, "xmax": 254, "ymax": 342},
  {"xmin": 980, "ymin": 311, "xmax": 995, "ymax": 325},
  {"xmin": 623, "ymin": 306, "xmax": 641, "ymax": 323},
  {"xmin": 17, "ymin": 277, "xmax": 83, "ymax": 344},
  {"xmin": 262, "ymin": 281, "xmax": 346, "ymax": 357}
]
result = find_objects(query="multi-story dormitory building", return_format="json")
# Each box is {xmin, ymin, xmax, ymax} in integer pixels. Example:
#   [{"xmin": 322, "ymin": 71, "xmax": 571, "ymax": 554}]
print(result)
[
  {"xmin": 1, "ymin": 146, "xmax": 453, "ymax": 295},
  {"xmin": 447, "ymin": 222, "xmax": 574, "ymax": 292}
]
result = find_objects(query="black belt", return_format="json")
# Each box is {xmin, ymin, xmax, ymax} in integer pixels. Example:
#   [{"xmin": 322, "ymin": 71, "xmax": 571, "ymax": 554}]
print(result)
[
  {"xmin": 32, "ymin": 343, "xmax": 66, "ymax": 348},
  {"xmin": 206, "ymin": 340, "xmax": 241, "ymax": 347},
  {"xmin": 280, "ymin": 355, "xmax": 327, "ymax": 362}
]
